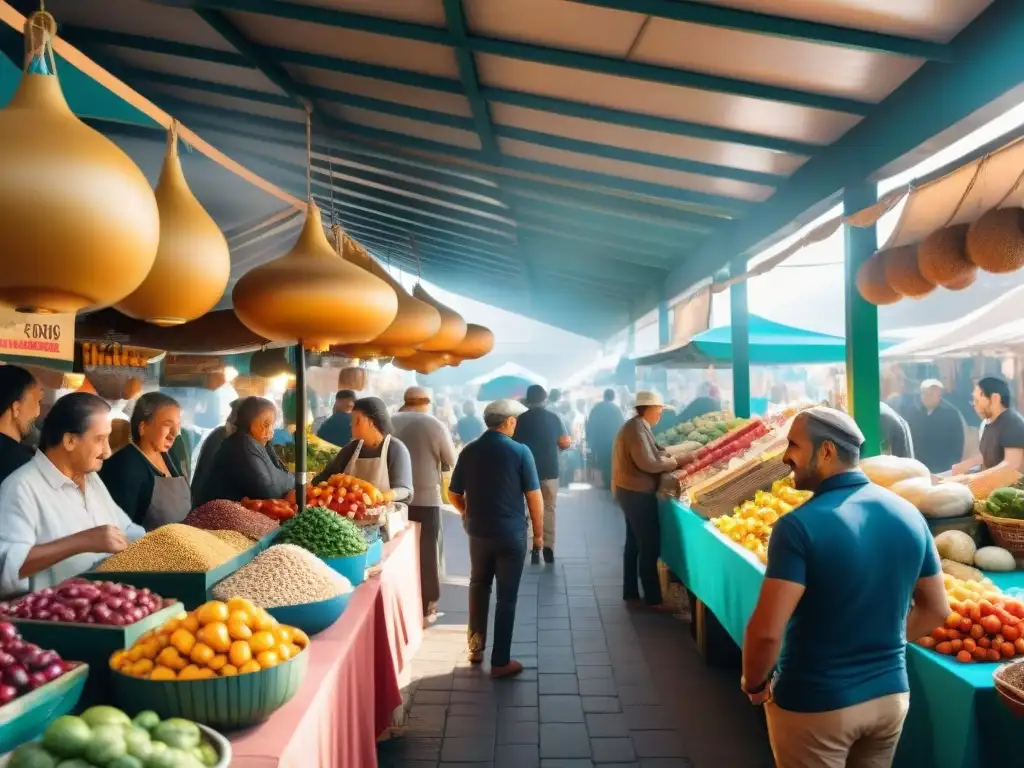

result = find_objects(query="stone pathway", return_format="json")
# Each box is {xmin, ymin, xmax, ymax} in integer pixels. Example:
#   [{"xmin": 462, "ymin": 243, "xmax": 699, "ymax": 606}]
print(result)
[{"xmin": 377, "ymin": 485, "xmax": 774, "ymax": 767}]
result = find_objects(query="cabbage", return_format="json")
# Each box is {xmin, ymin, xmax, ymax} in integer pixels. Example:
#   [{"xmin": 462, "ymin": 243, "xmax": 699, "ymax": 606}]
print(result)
[
  {"xmin": 918, "ymin": 483, "xmax": 974, "ymax": 519},
  {"xmin": 973, "ymin": 546, "xmax": 1017, "ymax": 572},
  {"xmin": 934, "ymin": 530, "xmax": 976, "ymax": 565},
  {"xmin": 859, "ymin": 455, "xmax": 931, "ymax": 488}
]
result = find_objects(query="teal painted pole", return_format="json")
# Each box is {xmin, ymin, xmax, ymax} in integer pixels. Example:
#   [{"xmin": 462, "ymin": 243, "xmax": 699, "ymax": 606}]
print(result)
[
  {"xmin": 844, "ymin": 184, "xmax": 881, "ymax": 456},
  {"xmin": 730, "ymin": 261, "xmax": 751, "ymax": 418},
  {"xmin": 658, "ymin": 299, "xmax": 670, "ymax": 347}
]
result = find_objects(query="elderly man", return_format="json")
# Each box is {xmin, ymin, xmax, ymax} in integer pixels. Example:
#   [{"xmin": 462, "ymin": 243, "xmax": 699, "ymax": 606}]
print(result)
[
  {"xmin": 449, "ymin": 400, "xmax": 544, "ymax": 678},
  {"xmin": 392, "ymin": 386, "xmax": 458, "ymax": 619},
  {"xmin": 0, "ymin": 392, "xmax": 146, "ymax": 597},
  {"xmin": 742, "ymin": 407, "xmax": 947, "ymax": 768},
  {"xmin": 513, "ymin": 385, "xmax": 571, "ymax": 564}
]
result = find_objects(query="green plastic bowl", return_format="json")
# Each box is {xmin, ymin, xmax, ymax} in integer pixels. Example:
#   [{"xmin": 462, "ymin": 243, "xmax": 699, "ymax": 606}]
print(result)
[
  {"xmin": 111, "ymin": 649, "xmax": 309, "ymax": 731},
  {"xmin": 0, "ymin": 663, "xmax": 89, "ymax": 753},
  {"xmin": 266, "ymin": 593, "xmax": 351, "ymax": 636}
]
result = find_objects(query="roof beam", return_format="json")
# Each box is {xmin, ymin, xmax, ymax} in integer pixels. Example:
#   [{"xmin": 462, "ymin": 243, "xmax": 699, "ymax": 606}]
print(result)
[
  {"xmin": 156, "ymin": 0, "xmax": 871, "ymax": 113},
  {"xmin": 63, "ymin": 26, "xmax": 816, "ymax": 154},
  {"xmin": 665, "ymin": 0, "xmax": 1024, "ymax": 297},
  {"xmin": 125, "ymin": 66, "xmax": 782, "ymax": 186},
  {"xmin": 442, "ymin": 0, "xmax": 499, "ymax": 156},
  {"xmin": 575, "ymin": 0, "xmax": 952, "ymax": 61}
]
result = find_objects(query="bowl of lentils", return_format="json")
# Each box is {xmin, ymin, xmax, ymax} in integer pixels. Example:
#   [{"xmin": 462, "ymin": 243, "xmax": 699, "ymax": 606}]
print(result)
[{"xmin": 212, "ymin": 544, "xmax": 354, "ymax": 636}]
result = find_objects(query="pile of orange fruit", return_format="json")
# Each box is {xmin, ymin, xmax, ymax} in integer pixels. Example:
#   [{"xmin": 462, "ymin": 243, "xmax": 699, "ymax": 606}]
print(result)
[{"xmin": 110, "ymin": 598, "xmax": 310, "ymax": 681}]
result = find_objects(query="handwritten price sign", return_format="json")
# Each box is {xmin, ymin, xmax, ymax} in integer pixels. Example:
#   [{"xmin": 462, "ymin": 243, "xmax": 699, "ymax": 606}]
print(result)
[{"xmin": 0, "ymin": 309, "xmax": 74, "ymax": 362}]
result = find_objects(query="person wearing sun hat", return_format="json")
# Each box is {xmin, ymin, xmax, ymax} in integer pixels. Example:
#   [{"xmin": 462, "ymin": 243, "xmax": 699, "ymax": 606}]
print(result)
[{"xmin": 611, "ymin": 390, "xmax": 684, "ymax": 611}]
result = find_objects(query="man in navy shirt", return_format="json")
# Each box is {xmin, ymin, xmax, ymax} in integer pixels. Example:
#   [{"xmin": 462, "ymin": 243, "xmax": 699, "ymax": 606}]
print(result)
[
  {"xmin": 742, "ymin": 407, "xmax": 947, "ymax": 767},
  {"xmin": 513, "ymin": 385, "xmax": 570, "ymax": 564},
  {"xmin": 449, "ymin": 399, "xmax": 544, "ymax": 678}
]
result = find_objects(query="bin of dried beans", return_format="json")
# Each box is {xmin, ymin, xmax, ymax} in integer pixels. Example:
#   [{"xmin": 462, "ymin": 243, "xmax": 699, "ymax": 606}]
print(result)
[{"xmin": 185, "ymin": 500, "xmax": 280, "ymax": 541}]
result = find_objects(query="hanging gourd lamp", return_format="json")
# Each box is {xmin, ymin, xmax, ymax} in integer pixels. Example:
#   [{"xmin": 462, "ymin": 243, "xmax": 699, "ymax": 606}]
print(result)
[
  {"xmin": 394, "ymin": 350, "xmax": 448, "ymax": 375},
  {"xmin": 0, "ymin": 11, "xmax": 160, "ymax": 313},
  {"xmin": 449, "ymin": 324, "xmax": 494, "ymax": 361},
  {"xmin": 335, "ymin": 228, "xmax": 441, "ymax": 357},
  {"xmin": 116, "ymin": 122, "xmax": 230, "ymax": 325},
  {"xmin": 232, "ymin": 109, "xmax": 398, "ymax": 350},
  {"xmin": 414, "ymin": 284, "xmax": 467, "ymax": 353}
]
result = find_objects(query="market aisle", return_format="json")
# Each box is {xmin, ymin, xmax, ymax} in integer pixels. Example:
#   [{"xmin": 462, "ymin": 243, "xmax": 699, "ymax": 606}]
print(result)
[{"xmin": 377, "ymin": 486, "xmax": 774, "ymax": 767}]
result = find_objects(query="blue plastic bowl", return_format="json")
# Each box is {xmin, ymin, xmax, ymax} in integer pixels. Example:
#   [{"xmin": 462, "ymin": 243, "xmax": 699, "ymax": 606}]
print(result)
[
  {"xmin": 321, "ymin": 551, "xmax": 368, "ymax": 585},
  {"xmin": 365, "ymin": 538, "xmax": 383, "ymax": 567},
  {"xmin": 266, "ymin": 593, "xmax": 351, "ymax": 636},
  {"xmin": 0, "ymin": 663, "xmax": 89, "ymax": 753}
]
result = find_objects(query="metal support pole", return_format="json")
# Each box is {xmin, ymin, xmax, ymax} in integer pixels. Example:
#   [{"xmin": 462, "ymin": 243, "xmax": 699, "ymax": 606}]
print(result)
[
  {"xmin": 730, "ymin": 260, "xmax": 751, "ymax": 418},
  {"xmin": 843, "ymin": 184, "xmax": 881, "ymax": 456},
  {"xmin": 294, "ymin": 342, "xmax": 307, "ymax": 513}
]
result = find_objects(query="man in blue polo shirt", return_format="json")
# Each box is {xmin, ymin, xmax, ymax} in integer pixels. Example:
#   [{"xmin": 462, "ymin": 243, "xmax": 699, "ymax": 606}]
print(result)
[
  {"xmin": 449, "ymin": 399, "xmax": 544, "ymax": 679},
  {"xmin": 741, "ymin": 407, "xmax": 948, "ymax": 767}
]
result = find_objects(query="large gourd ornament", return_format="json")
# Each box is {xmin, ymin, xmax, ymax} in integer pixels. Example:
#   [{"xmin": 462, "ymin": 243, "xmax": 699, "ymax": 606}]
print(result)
[
  {"xmin": 414, "ymin": 284, "xmax": 467, "ymax": 354},
  {"xmin": 117, "ymin": 123, "xmax": 230, "ymax": 325},
  {"xmin": 0, "ymin": 11, "xmax": 160, "ymax": 313},
  {"xmin": 335, "ymin": 231, "xmax": 441, "ymax": 358},
  {"xmin": 448, "ymin": 323, "xmax": 494, "ymax": 362}
]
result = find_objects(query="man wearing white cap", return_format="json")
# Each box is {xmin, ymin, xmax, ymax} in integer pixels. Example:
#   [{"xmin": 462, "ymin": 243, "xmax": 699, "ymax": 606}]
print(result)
[
  {"xmin": 905, "ymin": 380, "xmax": 965, "ymax": 473},
  {"xmin": 611, "ymin": 390, "xmax": 683, "ymax": 610},
  {"xmin": 392, "ymin": 387, "xmax": 458, "ymax": 619},
  {"xmin": 449, "ymin": 399, "xmax": 544, "ymax": 678},
  {"xmin": 742, "ymin": 407, "xmax": 947, "ymax": 767}
]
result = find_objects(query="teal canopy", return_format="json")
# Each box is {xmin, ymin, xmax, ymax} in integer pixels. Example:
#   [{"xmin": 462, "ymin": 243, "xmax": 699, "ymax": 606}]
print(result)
[{"xmin": 636, "ymin": 315, "xmax": 892, "ymax": 367}]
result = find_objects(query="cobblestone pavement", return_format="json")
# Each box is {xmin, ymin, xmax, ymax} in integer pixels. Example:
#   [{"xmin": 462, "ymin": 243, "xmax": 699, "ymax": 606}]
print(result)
[{"xmin": 377, "ymin": 485, "xmax": 774, "ymax": 767}]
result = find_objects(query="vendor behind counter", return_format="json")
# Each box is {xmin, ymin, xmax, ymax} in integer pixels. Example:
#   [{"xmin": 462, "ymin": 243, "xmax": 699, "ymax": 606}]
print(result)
[
  {"xmin": 0, "ymin": 392, "xmax": 145, "ymax": 597},
  {"xmin": 100, "ymin": 392, "xmax": 190, "ymax": 530},
  {"xmin": 0, "ymin": 365, "xmax": 42, "ymax": 486}
]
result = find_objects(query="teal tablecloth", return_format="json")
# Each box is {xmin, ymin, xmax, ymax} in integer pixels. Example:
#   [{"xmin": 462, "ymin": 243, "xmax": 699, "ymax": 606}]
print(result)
[{"xmin": 658, "ymin": 498, "xmax": 1023, "ymax": 768}]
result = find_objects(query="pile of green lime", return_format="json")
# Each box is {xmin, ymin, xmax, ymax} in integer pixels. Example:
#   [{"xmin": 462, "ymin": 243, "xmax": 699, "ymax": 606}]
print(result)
[{"xmin": 9, "ymin": 706, "xmax": 221, "ymax": 768}]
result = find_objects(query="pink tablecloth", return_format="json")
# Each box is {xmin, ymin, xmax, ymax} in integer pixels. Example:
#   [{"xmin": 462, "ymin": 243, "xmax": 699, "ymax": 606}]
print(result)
[{"xmin": 229, "ymin": 524, "xmax": 424, "ymax": 768}]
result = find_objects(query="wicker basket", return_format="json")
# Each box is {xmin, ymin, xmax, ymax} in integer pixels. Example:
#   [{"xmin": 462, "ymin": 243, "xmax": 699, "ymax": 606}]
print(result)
[
  {"xmin": 690, "ymin": 455, "xmax": 792, "ymax": 520},
  {"xmin": 977, "ymin": 511, "xmax": 1024, "ymax": 557}
]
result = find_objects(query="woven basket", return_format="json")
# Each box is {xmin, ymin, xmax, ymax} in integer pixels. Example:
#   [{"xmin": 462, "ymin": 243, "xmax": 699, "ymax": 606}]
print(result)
[
  {"xmin": 690, "ymin": 456, "xmax": 792, "ymax": 520},
  {"xmin": 977, "ymin": 511, "xmax": 1024, "ymax": 557}
]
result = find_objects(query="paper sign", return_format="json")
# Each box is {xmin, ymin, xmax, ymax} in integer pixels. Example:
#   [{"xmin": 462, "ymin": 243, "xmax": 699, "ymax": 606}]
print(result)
[{"xmin": 0, "ymin": 308, "xmax": 75, "ymax": 362}]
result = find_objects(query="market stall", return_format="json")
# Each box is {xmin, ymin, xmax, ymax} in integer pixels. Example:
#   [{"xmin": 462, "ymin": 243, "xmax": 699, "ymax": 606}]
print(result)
[{"xmin": 659, "ymin": 497, "xmax": 1020, "ymax": 768}]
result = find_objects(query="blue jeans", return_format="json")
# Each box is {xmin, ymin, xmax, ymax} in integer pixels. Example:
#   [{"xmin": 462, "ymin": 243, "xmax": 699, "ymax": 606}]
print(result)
[{"xmin": 468, "ymin": 536, "xmax": 526, "ymax": 667}]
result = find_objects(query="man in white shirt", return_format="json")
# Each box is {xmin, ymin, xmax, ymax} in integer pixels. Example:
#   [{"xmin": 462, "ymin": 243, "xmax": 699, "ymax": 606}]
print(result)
[
  {"xmin": 0, "ymin": 392, "xmax": 145, "ymax": 597},
  {"xmin": 392, "ymin": 386, "xmax": 458, "ymax": 619}
]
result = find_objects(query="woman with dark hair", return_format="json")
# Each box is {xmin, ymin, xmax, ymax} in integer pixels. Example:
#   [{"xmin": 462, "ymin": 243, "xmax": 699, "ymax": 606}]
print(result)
[
  {"xmin": 0, "ymin": 365, "xmax": 42, "ymax": 485},
  {"xmin": 194, "ymin": 397, "xmax": 293, "ymax": 506},
  {"xmin": 0, "ymin": 392, "xmax": 145, "ymax": 596},
  {"xmin": 313, "ymin": 396, "xmax": 412, "ymax": 502},
  {"xmin": 100, "ymin": 392, "xmax": 190, "ymax": 529}
]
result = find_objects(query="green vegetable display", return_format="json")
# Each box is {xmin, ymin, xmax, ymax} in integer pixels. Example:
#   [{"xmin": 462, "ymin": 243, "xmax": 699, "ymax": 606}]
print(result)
[
  {"xmin": 11, "ymin": 707, "xmax": 220, "ymax": 768},
  {"xmin": 986, "ymin": 486, "xmax": 1024, "ymax": 519},
  {"xmin": 656, "ymin": 412, "xmax": 748, "ymax": 447},
  {"xmin": 276, "ymin": 506, "xmax": 368, "ymax": 558}
]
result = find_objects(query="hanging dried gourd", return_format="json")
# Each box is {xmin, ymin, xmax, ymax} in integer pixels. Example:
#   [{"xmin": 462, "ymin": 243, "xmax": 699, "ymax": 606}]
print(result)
[
  {"xmin": 449, "ymin": 324, "xmax": 494, "ymax": 361},
  {"xmin": 965, "ymin": 207, "xmax": 1024, "ymax": 273},
  {"xmin": 0, "ymin": 11, "xmax": 159, "ymax": 313},
  {"xmin": 334, "ymin": 226, "xmax": 441, "ymax": 357},
  {"xmin": 394, "ymin": 351, "xmax": 448, "ymax": 375},
  {"xmin": 117, "ymin": 122, "xmax": 230, "ymax": 325},
  {"xmin": 414, "ymin": 284, "xmax": 467, "ymax": 353},
  {"xmin": 917, "ymin": 225, "xmax": 976, "ymax": 287},
  {"xmin": 855, "ymin": 252, "xmax": 900, "ymax": 306},
  {"xmin": 883, "ymin": 245, "xmax": 935, "ymax": 298},
  {"xmin": 232, "ymin": 111, "xmax": 398, "ymax": 349}
]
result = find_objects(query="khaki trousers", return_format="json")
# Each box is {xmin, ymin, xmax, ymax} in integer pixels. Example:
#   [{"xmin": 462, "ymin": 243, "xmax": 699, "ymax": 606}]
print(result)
[
  {"xmin": 527, "ymin": 479, "xmax": 558, "ymax": 550},
  {"xmin": 765, "ymin": 692, "xmax": 910, "ymax": 768}
]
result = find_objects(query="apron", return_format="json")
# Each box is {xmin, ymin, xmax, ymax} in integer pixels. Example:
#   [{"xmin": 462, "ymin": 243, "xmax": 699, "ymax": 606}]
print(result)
[
  {"xmin": 342, "ymin": 436, "xmax": 392, "ymax": 492},
  {"xmin": 135, "ymin": 446, "xmax": 193, "ymax": 530}
]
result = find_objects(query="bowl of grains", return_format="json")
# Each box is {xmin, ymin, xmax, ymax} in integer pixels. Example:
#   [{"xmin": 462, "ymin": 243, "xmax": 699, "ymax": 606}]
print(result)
[
  {"xmin": 212, "ymin": 544, "xmax": 354, "ymax": 636},
  {"xmin": 184, "ymin": 500, "xmax": 280, "ymax": 541},
  {"xmin": 994, "ymin": 660, "xmax": 1024, "ymax": 719}
]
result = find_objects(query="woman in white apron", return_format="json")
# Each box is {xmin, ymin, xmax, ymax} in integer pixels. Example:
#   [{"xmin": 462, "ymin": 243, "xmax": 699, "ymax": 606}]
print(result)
[
  {"xmin": 312, "ymin": 396, "xmax": 413, "ymax": 503},
  {"xmin": 99, "ymin": 392, "xmax": 192, "ymax": 530}
]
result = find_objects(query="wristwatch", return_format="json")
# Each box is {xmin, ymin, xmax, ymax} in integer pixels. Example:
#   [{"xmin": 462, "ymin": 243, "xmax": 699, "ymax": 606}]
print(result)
[{"xmin": 740, "ymin": 675, "xmax": 769, "ymax": 695}]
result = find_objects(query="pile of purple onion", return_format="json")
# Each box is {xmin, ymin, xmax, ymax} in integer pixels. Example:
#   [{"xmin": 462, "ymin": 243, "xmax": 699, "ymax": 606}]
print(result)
[
  {"xmin": 0, "ymin": 578, "xmax": 173, "ymax": 626},
  {"xmin": 0, "ymin": 621, "xmax": 73, "ymax": 704}
]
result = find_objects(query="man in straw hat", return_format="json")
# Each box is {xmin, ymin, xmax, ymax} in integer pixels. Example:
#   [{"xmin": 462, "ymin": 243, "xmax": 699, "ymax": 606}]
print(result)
[{"xmin": 741, "ymin": 407, "xmax": 947, "ymax": 767}]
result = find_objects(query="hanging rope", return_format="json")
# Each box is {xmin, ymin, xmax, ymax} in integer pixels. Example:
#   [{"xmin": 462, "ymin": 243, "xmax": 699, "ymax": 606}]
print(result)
[
  {"xmin": 304, "ymin": 103, "xmax": 313, "ymax": 205},
  {"xmin": 25, "ymin": 9, "xmax": 57, "ymax": 75},
  {"xmin": 327, "ymin": 152, "xmax": 336, "ymax": 227},
  {"xmin": 409, "ymin": 236, "xmax": 422, "ymax": 283}
]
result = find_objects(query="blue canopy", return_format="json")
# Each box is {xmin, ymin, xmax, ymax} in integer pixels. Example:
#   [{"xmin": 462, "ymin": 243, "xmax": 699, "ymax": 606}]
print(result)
[{"xmin": 635, "ymin": 315, "xmax": 892, "ymax": 367}]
